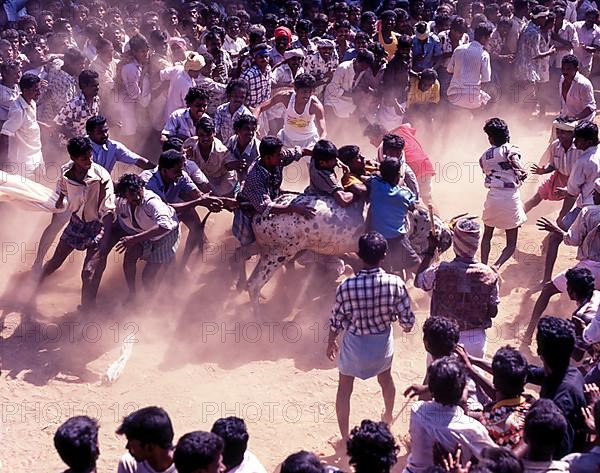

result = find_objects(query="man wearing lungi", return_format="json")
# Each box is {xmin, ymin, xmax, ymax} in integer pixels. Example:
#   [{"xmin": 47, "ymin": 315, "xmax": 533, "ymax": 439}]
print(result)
[
  {"xmin": 415, "ymin": 217, "xmax": 499, "ymax": 358},
  {"xmin": 37, "ymin": 136, "xmax": 115, "ymax": 311},
  {"xmin": 327, "ymin": 232, "xmax": 415, "ymax": 440}
]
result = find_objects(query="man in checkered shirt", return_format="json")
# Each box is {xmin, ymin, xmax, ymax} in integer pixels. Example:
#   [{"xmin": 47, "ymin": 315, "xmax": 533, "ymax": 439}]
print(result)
[
  {"xmin": 327, "ymin": 231, "xmax": 415, "ymax": 440},
  {"xmin": 240, "ymin": 44, "xmax": 272, "ymax": 109},
  {"xmin": 54, "ymin": 69, "xmax": 100, "ymax": 146}
]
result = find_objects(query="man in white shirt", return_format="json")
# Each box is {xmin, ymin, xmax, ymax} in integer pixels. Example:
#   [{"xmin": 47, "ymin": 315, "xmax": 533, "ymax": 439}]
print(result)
[
  {"xmin": 160, "ymin": 51, "xmax": 205, "ymax": 124},
  {"xmin": 559, "ymin": 54, "xmax": 596, "ymax": 122},
  {"xmin": 446, "ymin": 23, "xmax": 492, "ymax": 111},
  {"xmin": 111, "ymin": 173, "xmax": 180, "ymax": 303},
  {"xmin": 402, "ymin": 357, "xmax": 496, "ymax": 473},
  {"xmin": 574, "ymin": 9, "xmax": 600, "ymax": 76},
  {"xmin": 0, "ymin": 72, "xmax": 44, "ymax": 179},
  {"xmin": 211, "ymin": 417, "xmax": 267, "ymax": 473},
  {"xmin": 37, "ymin": 137, "xmax": 116, "ymax": 312}
]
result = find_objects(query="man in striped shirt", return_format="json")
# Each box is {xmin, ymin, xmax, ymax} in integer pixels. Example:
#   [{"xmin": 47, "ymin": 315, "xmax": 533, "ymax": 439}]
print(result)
[{"xmin": 327, "ymin": 231, "xmax": 415, "ymax": 440}]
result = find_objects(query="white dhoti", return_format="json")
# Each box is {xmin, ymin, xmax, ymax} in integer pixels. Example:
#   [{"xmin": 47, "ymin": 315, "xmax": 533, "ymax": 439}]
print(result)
[
  {"xmin": 447, "ymin": 84, "xmax": 491, "ymax": 110},
  {"xmin": 482, "ymin": 187, "xmax": 526, "ymax": 229}
]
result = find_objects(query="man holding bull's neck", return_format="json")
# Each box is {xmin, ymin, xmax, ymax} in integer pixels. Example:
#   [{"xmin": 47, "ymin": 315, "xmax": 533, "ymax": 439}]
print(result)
[{"xmin": 327, "ymin": 231, "xmax": 415, "ymax": 441}]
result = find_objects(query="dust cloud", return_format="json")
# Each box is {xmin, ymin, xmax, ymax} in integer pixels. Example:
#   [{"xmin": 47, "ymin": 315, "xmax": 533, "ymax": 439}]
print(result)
[{"xmin": 0, "ymin": 107, "xmax": 579, "ymax": 472}]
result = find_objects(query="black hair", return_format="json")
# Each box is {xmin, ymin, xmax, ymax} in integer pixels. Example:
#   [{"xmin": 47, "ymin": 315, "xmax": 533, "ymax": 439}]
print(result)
[
  {"xmin": 428, "ymin": 356, "xmax": 466, "ymax": 406},
  {"xmin": 129, "ymin": 34, "xmax": 149, "ymax": 53},
  {"xmin": 480, "ymin": 447, "xmax": 524, "ymax": 473},
  {"xmin": 226, "ymin": 78, "xmax": 248, "ymax": 97},
  {"xmin": 312, "ymin": 139, "xmax": 338, "ymax": 164},
  {"xmin": 524, "ymin": 399, "xmax": 567, "ymax": 452},
  {"xmin": 294, "ymin": 73, "xmax": 316, "ymax": 90},
  {"xmin": 483, "ymin": 117, "xmax": 510, "ymax": 146},
  {"xmin": 380, "ymin": 157, "xmax": 402, "ymax": 184},
  {"xmin": 296, "ymin": 18, "xmax": 313, "ymax": 32},
  {"xmin": 184, "ymin": 87, "xmax": 210, "ymax": 108},
  {"xmin": 381, "ymin": 133, "xmax": 405, "ymax": 154},
  {"xmin": 259, "ymin": 136, "xmax": 283, "ymax": 157},
  {"xmin": 96, "ymin": 37, "xmax": 113, "ymax": 52},
  {"xmin": 335, "ymin": 20, "xmax": 351, "ymax": 30},
  {"xmin": 149, "ymin": 29, "xmax": 168, "ymax": 48},
  {"xmin": 54, "ymin": 416, "xmax": 99, "ymax": 472},
  {"xmin": 536, "ymin": 316, "xmax": 575, "ymax": 372},
  {"xmin": 158, "ymin": 150, "xmax": 185, "ymax": 170},
  {"xmin": 561, "ymin": 53, "xmax": 579, "ymax": 68},
  {"xmin": 358, "ymin": 231, "xmax": 388, "ymax": 265},
  {"xmin": 233, "ymin": 114, "xmax": 257, "ymax": 132},
  {"xmin": 338, "ymin": 145, "xmax": 360, "ymax": 166},
  {"xmin": 566, "ymin": 267, "xmax": 595, "ymax": 301},
  {"xmin": 78, "ymin": 69, "xmax": 99, "ymax": 89},
  {"xmin": 574, "ymin": 121, "xmax": 599, "ymax": 144},
  {"xmin": 19, "ymin": 72, "xmax": 40, "ymax": 90},
  {"xmin": 380, "ymin": 9, "xmax": 397, "ymax": 21},
  {"xmin": 85, "ymin": 115, "xmax": 107, "ymax": 134},
  {"xmin": 174, "ymin": 431, "xmax": 224, "ymax": 473},
  {"xmin": 423, "ymin": 317, "xmax": 459, "ymax": 358},
  {"xmin": 0, "ymin": 60, "xmax": 19, "ymax": 76},
  {"xmin": 115, "ymin": 173, "xmax": 146, "ymax": 197},
  {"xmin": 420, "ymin": 68, "xmax": 438, "ymax": 82},
  {"xmin": 355, "ymin": 48, "xmax": 375, "ymax": 65},
  {"xmin": 162, "ymin": 137, "xmax": 184, "ymax": 152},
  {"xmin": 280, "ymin": 451, "xmax": 326, "ymax": 473},
  {"xmin": 116, "ymin": 406, "xmax": 174, "ymax": 449},
  {"xmin": 474, "ymin": 22, "xmax": 494, "ymax": 42},
  {"xmin": 196, "ymin": 116, "xmax": 216, "ymax": 134},
  {"xmin": 63, "ymin": 47, "xmax": 85, "ymax": 66},
  {"xmin": 491, "ymin": 346, "xmax": 528, "ymax": 398},
  {"xmin": 211, "ymin": 417, "xmax": 249, "ymax": 470},
  {"xmin": 67, "ymin": 136, "xmax": 93, "ymax": 158},
  {"xmin": 450, "ymin": 16, "xmax": 468, "ymax": 33},
  {"xmin": 347, "ymin": 420, "xmax": 399, "ymax": 473},
  {"xmin": 364, "ymin": 123, "xmax": 387, "ymax": 139},
  {"xmin": 226, "ymin": 15, "xmax": 240, "ymax": 26}
]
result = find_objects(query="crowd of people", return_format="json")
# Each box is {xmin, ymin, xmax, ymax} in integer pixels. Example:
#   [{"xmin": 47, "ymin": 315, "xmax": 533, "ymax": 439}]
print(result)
[{"xmin": 5, "ymin": 0, "xmax": 600, "ymax": 471}]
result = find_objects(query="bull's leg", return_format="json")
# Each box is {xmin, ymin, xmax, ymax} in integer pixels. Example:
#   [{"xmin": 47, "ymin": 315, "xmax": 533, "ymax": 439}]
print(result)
[{"xmin": 247, "ymin": 249, "xmax": 296, "ymax": 313}]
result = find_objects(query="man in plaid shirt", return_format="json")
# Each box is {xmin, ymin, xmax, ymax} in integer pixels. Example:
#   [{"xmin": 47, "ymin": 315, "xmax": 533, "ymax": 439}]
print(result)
[
  {"xmin": 54, "ymin": 69, "xmax": 100, "ymax": 146},
  {"xmin": 240, "ymin": 44, "xmax": 272, "ymax": 109},
  {"xmin": 327, "ymin": 231, "xmax": 415, "ymax": 440}
]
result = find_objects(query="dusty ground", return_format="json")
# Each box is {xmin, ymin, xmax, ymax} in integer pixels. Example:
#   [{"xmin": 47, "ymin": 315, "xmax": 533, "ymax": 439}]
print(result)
[{"xmin": 0, "ymin": 114, "xmax": 580, "ymax": 472}]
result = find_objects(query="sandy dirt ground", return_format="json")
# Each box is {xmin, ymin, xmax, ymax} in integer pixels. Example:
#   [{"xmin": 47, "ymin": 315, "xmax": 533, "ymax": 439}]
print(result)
[{"xmin": 0, "ymin": 114, "xmax": 580, "ymax": 472}]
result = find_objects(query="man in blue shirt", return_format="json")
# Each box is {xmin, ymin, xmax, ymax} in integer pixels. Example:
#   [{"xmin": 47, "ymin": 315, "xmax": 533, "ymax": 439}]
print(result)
[
  {"xmin": 32, "ymin": 115, "xmax": 155, "ymax": 271},
  {"xmin": 140, "ymin": 150, "xmax": 224, "ymax": 267},
  {"xmin": 411, "ymin": 21, "xmax": 443, "ymax": 72},
  {"xmin": 369, "ymin": 156, "xmax": 420, "ymax": 277}
]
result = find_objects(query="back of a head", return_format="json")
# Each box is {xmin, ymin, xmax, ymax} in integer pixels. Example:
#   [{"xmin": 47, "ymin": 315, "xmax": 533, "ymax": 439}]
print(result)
[
  {"xmin": 347, "ymin": 420, "xmax": 399, "ymax": 473},
  {"xmin": 428, "ymin": 356, "xmax": 467, "ymax": 406},
  {"xmin": 535, "ymin": 316, "xmax": 575, "ymax": 371},
  {"xmin": 116, "ymin": 406, "xmax": 174, "ymax": 450},
  {"xmin": 357, "ymin": 232, "xmax": 388, "ymax": 266},
  {"xmin": 67, "ymin": 136, "xmax": 93, "ymax": 158},
  {"xmin": 480, "ymin": 447, "xmax": 524, "ymax": 473},
  {"xmin": 574, "ymin": 120, "xmax": 599, "ymax": 144},
  {"xmin": 379, "ymin": 157, "xmax": 402, "ymax": 184},
  {"xmin": 381, "ymin": 133, "xmax": 405, "ymax": 155},
  {"xmin": 483, "ymin": 117, "xmax": 510, "ymax": 146},
  {"xmin": 211, "ymin": 417, "xmax": 249, "ymax": 471},
  {"xmin": 280, "ymin": 451, "xmax": 326, "ymax": 473},
  {"xmin": 422, "ymin": 316, "xmax": 460, "ymax": 358},
  {"xmin": 174, "ymin": 431, "xmax": 224, "ymax": 473},
  {"xmin": 566, "ymin": 267, "xmax": 595, "ymax": 300},
  {"xmin": 312, "ymin": 139, "xmax": 338, "ymax": 164},
  {"xmin": 491, "ymin": 346, "xmax": 528, "ymax": 398},
  {"xmin": 524, "ymin": 399, "xmax": 567, "ymax": 454},
  {"xmin": 54, "ymin": 416, "xmax": 99, "ymax": 472}
]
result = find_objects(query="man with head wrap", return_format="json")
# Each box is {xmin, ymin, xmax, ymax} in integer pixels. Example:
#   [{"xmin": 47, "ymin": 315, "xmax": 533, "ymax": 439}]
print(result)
[
  {"xmin": 270, "ymin": 26, "xmax": 292, "ymax": 66},
  {"xmin": 415, "ymin": 217, "xmax": 500, "ymax": 357}
]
